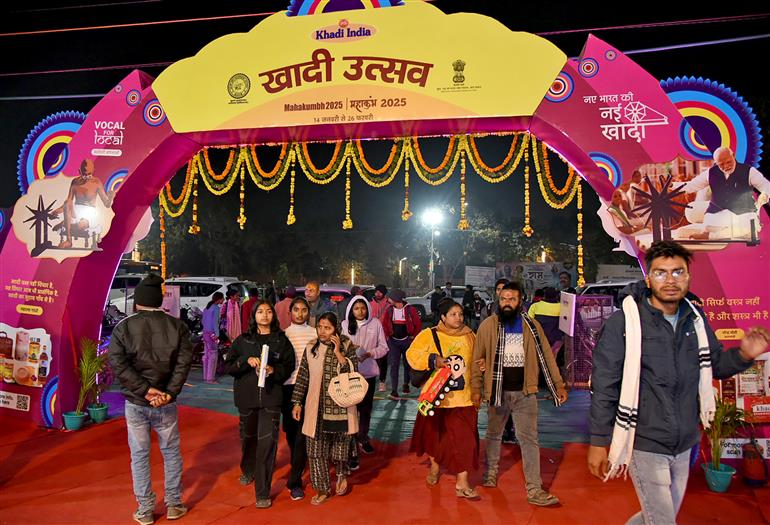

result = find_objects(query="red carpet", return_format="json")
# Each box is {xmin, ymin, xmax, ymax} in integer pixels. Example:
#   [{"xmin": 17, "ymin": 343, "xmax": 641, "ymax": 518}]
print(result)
[{"xmin": 1, "ymin": 407, "xmax": 767, "ymax": 524}]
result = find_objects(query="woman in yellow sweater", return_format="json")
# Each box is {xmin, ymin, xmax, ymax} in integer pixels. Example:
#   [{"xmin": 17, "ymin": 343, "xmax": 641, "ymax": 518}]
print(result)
[{"xmin": 407, "ymin": 298, "xmax": 479, "ymax": 499}]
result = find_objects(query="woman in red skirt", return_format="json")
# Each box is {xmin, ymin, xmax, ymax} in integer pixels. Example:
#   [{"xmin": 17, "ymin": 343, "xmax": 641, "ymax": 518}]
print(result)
[{"xmin": 407, "ymin": 298, "xmax": 480, "ymax": 499}]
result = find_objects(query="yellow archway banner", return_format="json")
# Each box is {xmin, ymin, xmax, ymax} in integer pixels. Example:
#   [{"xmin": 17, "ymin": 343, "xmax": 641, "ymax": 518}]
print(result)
[{"xmin": 152, "ymin": 0, "xmax": 566, "ymax": 133}]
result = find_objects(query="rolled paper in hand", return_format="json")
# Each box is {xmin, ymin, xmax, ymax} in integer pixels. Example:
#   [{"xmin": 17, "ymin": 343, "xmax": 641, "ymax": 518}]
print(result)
[{"xmin": 257, "ymin": 344, "xmax": 269, "ymax": 388}]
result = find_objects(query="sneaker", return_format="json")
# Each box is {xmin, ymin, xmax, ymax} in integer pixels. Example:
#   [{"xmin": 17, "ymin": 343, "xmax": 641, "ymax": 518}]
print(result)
[
  {"xmin": 289, "ymin": 486, "xmax": 305, "ymax": 501},
  {"xmin": 349, "ymin": 457, "xmax": 360, "ymax": 471},
  {"xmin": 133, "ymin": 510, "xmax": 154, "ymax": 525},
  {"xmin": 378, "ymin": 383, "xmax": 386, "ymax": 392},
  {"xmin": 482, "ymin": 471, "xmax": 497, "ymax": 488},
  {"xmin": 389, "ymin": 391, "xmax": 399, "ymax": 401},
  {"xmin": 255, "ymin": 498, "xmax": 272, "ymax": 509},
  {"xmin": 527, "ymin": 489, "xmax": 560, "ymax": 507},
  {"xmin": 402, "ymin": 384, "xmax": 411, "ymax": 394},
  {"xmin": 239, "ymin": 473, "xmax": 255, "ymax": 486},
  {"xmin": 360, "ymin": 440, "xmax": 375, "ymax": 455},
  {"xmin": 166, "ymin": 505, "xmax": 187, "ymax": 520}
]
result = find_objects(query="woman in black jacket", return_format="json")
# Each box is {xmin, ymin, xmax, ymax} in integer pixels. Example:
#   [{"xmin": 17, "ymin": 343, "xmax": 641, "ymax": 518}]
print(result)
[{"xmin": 225, "ymin": 300, "xmax": 295, "ymax": 509}]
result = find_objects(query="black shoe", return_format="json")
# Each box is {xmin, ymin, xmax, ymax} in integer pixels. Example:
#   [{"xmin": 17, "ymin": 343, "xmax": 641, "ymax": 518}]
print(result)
[
  {"xmin": 402, "ymin": 384, "xmax": 411, "ymax": 394},
  {"xmin": 360, "ymin": 440, "xmax": 375, "ymax": 455},
  {"xmin": 349, "ymin": 457, "xmax": 360, "ymax": 471},
  {"xmin": 239, "ymin": 473, "xmax": 255, "ymax": 485},
  {"xmin": 388, "ymin": 391, "xmax": 399, "ymax": 401}
]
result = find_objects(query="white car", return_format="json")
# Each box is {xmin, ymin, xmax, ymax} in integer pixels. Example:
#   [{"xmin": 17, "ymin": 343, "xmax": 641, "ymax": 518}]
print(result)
[
  {"xmin": 110, "ymin": 276, "xmax": 254, "ymax": 314},
  {"xmin": 406, "ymin": 286, "xmax": 492, "ymax": 319}
]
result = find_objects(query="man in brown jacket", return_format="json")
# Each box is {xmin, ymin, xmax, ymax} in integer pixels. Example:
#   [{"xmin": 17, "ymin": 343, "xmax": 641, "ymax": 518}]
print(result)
[{"xmin": 471, "ymin": 282, "xmax": 568, "ymax": 507}]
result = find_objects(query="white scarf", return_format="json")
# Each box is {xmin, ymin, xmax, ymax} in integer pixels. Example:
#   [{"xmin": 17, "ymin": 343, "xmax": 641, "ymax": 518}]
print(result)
[{"xmin": 604, "ymin": 296, "xmax": 715, "ymax": 481}]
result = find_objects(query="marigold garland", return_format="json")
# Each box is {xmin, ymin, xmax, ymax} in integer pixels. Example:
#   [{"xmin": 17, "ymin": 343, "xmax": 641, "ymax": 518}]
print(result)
[
  {"xmin": 531, "ymin": 138, "xmax": 579, "ymax": 210},
  {"xmin": 408, "ymin": 137, "xmax": 461, "ymax": 186},
  {"xmin": 458, "ymin": 151, "xmax": 469, "ymax": 230},
  {"xmin": 577, "ymin": 179, "xmax": 585, "ymax": 287},
  {"xmin": 298, "ymin": 141, "xmax": 346, "ymax": 184},
  {"xmin": 188, "ymin": 175, "xmax": 200, "ymax": 234},
  {"xmin": 160, "ymin": 162, "xmax": 195, "ymax": 218},
  {"xmin": 159, "ymin": 205, "xmax": 167, "ymax": 281},
  {"xmin": 163, "ymin": 160, "xmax": 195, "ymax": 206},
  {"xmin": 286, "ymin": 157, "xmax": 297, "ymax": 225},
  {"xmin": 342, "ymin": 158, "xmax": 353, "ymax": 230},
  {"xmin": 249, "ymin": 143, "xmax": 288, "ymax": 178},
  {"xmin": 237, "ymin": 164, "xmax": 247, "ymax": 230},
  {"xmin": 202, "ymin": 147, "xmax": 236, "ymax": 181},
  {"xmin": 522, "ymin": 143, "xmax": 533, "ymax": 237},
  {"xmin": 412, "ymin": 135, "xmax": 457, "ymax": 174},
  {"xmin": 196, "ymin": 154, "xmax": 239, "ymax": 195},
  {"xmin": 467, "ymin": 133, "xmax": 529, "ymax": 183},
  {"xmin": 353, "ymin": 138, "xmax": 405, "ymax": 187},
  {"xmin": 401, "ymin": 156, "xmax": 412, "ymax": 221}
]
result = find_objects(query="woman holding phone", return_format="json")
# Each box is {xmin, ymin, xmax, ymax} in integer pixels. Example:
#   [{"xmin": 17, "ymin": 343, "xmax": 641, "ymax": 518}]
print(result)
[{"xmin": 291, "ymin": 312, "xmax": 359, "ymax": 505}]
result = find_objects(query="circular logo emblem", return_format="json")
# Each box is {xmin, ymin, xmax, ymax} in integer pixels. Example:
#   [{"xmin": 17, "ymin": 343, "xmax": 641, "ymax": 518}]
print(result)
[{"xmin": 227, "ymin": 73, "xmax": 251, "ymax": 99}]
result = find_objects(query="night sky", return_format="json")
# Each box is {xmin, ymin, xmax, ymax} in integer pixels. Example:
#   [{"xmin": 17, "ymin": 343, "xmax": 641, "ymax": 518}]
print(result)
[{"xmin": 1, "ymin": 1, "xmax": 768, "ymax": 245}]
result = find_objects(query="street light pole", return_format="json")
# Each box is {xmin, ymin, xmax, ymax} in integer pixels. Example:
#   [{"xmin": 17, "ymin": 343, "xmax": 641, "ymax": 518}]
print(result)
[
  {"xmin": 422, "ymin": 207, "xmax": 444, "ymax": 291},
  {"xmin": 429, "ymin": 229, "xmax": 435, "ymax": 289}
]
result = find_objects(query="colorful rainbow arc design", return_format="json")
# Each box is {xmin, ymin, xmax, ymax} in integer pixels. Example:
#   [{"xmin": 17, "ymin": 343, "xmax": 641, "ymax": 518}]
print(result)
[
  {"xmin": 661, "ymin": 76, "xmax": 762, "ymax": 168},
  {"xmin": 287, "ymin": 0, "xmax": 403, "ymax": 17},
  {"xmin": 589, "ymin": 151, "xmax": 622, "ymax": 188},
  {"xmin": 16, "ymin": 111, "xmax": 87, "ymax": 195}
]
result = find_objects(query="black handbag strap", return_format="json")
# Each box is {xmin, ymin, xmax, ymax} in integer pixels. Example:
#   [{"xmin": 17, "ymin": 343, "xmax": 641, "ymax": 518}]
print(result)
[{"xmin": 430, "ymin": 327, "xmax": 443, "ymax": 357}]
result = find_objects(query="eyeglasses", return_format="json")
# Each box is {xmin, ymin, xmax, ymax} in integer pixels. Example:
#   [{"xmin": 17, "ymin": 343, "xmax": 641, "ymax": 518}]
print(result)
[{"xmin": 650, "ymin": 269, "xmax": 688, "ymax": 282}]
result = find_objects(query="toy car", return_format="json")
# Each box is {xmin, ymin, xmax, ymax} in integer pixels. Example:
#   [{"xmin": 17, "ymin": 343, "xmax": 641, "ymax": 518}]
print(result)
[{"xmin": 417, "ymin": 355, "xmax": 467, "ymax": 416}]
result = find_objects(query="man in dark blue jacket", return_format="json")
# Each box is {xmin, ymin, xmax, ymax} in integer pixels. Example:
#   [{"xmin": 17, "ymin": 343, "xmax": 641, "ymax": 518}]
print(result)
[
  {"xmin": 109, "ymin": 274, "xmax": 193, "ymax": 525},
  {"xmin": 588, "ymin": 241, "xmax": 769, "ymax": 524}
]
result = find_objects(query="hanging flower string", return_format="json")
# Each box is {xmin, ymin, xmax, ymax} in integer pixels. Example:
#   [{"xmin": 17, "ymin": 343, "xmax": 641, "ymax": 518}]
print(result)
[
  {"xmin": 401, "ymin": 155, "xmax": 412, "ymax": 221},
  {"xmin": 188, "ymin": 175, "xmax": 200, "ymax": 234},
  {"xmin": 286, "ymin": 157, "xmax": 296, "ymax": 225},
  {"xmin": 576, "ymin": 178, "xmax": 585, "ymax": 287},
  {"xmin": 342, "ymin": 158, "xmax": 353, "ymax": 230},
  {"xmin": 522, "ymin": 142, "xmax": 533, "ymax": 237},
  {"xmin": 458, "ymin": 151, "xmax": 469, "ymax": 230},
  {"xmin": 531, "ymin": 137, "xmax": 579, "ymax": 209},
  {"xmin": 237, "ymin": 164, "xmax": 247, "ymax": 230},
  {"xmin": 159, "ymin": 205, "xmax": 167, "ymax": 281}
]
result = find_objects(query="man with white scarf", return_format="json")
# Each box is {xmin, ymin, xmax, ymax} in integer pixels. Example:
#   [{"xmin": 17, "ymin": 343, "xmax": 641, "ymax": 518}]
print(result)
[{"xmin": 588, "ymin": 241, "xmax": 769, "ymax": 524}]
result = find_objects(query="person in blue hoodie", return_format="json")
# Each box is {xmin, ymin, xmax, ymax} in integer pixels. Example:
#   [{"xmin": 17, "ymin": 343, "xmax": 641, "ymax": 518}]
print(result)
[{"xmin": 588, "ymin": 241, "xmax": 769, "ymax": 525}]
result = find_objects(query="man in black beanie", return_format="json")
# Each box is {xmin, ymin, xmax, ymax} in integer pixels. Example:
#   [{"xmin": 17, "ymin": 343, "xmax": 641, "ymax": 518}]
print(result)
[{"xmin": 109, "ymin": 274, "xmax": 193, "ymax": 525}]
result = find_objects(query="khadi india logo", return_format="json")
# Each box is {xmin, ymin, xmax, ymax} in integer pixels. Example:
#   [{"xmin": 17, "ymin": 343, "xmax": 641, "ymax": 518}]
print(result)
[{"xmin": 312, "ymin": 19, "xmax": 376, "ymax": 42}]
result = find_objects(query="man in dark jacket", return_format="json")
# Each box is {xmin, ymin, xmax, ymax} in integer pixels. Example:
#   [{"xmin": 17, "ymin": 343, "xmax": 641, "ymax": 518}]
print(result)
[
  {"xmin": 588, "ymin": 241, "xmax": 769, "ymax": 524},
  {"xmin": 109, "ymin": 274, "xmax": 193, "ymax": 525}
]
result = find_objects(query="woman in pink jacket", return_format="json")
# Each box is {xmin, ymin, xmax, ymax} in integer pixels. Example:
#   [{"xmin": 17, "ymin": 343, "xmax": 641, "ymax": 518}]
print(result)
[{"xmin": 341, "ymin": 295, "xmax": 389, "ymax": 456}]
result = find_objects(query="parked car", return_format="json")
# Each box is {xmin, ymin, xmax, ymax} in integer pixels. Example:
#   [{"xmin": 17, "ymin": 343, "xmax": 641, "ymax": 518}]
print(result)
[
  {"xmin": 576, "ymin": 279, "xmax": 637, "ymax": 308},
  {"xmin": 406, "ymin": 286, "xmax": 492, "ymax": 320},
  {"xmin": 110, "ymin": 276, "xmax": 254, "ymax": 315}
]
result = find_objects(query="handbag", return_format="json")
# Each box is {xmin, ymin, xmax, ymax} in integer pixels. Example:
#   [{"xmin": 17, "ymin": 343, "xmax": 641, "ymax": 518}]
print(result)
[
  {"xmin": 328, "ymin": 357, "xmax": 368, "ymax": 408},
  {"xmin": 410, "ymin": 328, "xmax": 443, "ymax": 388}
]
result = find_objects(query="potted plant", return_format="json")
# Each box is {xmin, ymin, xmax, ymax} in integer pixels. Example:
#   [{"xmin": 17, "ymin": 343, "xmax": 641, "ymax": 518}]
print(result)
[
  {"xmin": 701, "ymin": 395, "xmax": 746, "ymax": 493},
  {"xmin": 63, "ymin": 337, "xmax": 108, "ymax": 430},
  {"xmin": 87, "ymin": 344, "xmax": 113, "ymax": 424}
]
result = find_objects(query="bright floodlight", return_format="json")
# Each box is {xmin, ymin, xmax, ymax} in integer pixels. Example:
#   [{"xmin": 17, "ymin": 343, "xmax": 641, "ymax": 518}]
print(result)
[{"xmin": 422, "ymin": 208, "xmax": 443, "ymax": 226}]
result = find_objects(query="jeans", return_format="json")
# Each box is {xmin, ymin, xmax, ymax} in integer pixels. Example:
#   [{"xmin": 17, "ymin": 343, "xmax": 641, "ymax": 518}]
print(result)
[
  {"xmin": 626, "ymin": 447, "xmax": 692, "ymax": 525},
  {"xmin": 239, "ymin": 406, "xmax": 282, "ymax": 499},
  {"xmin": 485, "ymin": 391, "xmax": 541, "ymax": 494},
  {"xmin": 281, "ymin": 385, "xmax": 307, "ymax": 490},
  {"xmin": 356, "ymin": 377, "xmax": 377, "ymax": 442},
  {"xmin": 387, "ymin": 337, "xmax": 412, "ymax": 391},
  {"xmin": 125, "ymin": 400, "xmax": 183, "ymax": 513}
]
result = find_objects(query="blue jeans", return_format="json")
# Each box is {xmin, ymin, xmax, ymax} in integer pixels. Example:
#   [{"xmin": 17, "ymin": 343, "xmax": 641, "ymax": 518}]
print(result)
[
  {"xmin": 627, "ymin": 447, "xmax": 692, "ymax": 525},
  {"xmin": 125, "ymin": 400, "xmax": 183, "ymax": 513}
]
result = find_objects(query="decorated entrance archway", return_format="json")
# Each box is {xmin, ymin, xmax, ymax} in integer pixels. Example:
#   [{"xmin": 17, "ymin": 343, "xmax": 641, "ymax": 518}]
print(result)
[{"xmin": 1, "ymin": 0, "xmax": 767, "ymax": 428}]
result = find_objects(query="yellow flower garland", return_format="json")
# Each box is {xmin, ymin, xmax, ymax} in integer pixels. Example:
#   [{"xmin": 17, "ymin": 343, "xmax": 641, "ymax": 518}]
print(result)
[
  {"xmin": 401, "ymin": 156, "xmax": 412, "ymax": 221},
  {"xmin": 286, "ymin": 157, "xmax": 297, "ymax": 225},
  {"xmin": 458, "ymin": 151, "xmax": 469, "ymax": 230},
  {"xmin": 342, "ymin": 158, "xmax": 353, "ymax": 230},
  {"xmin": 522, "ymin": 143, "xmax": 533, "ymax": 237}
]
